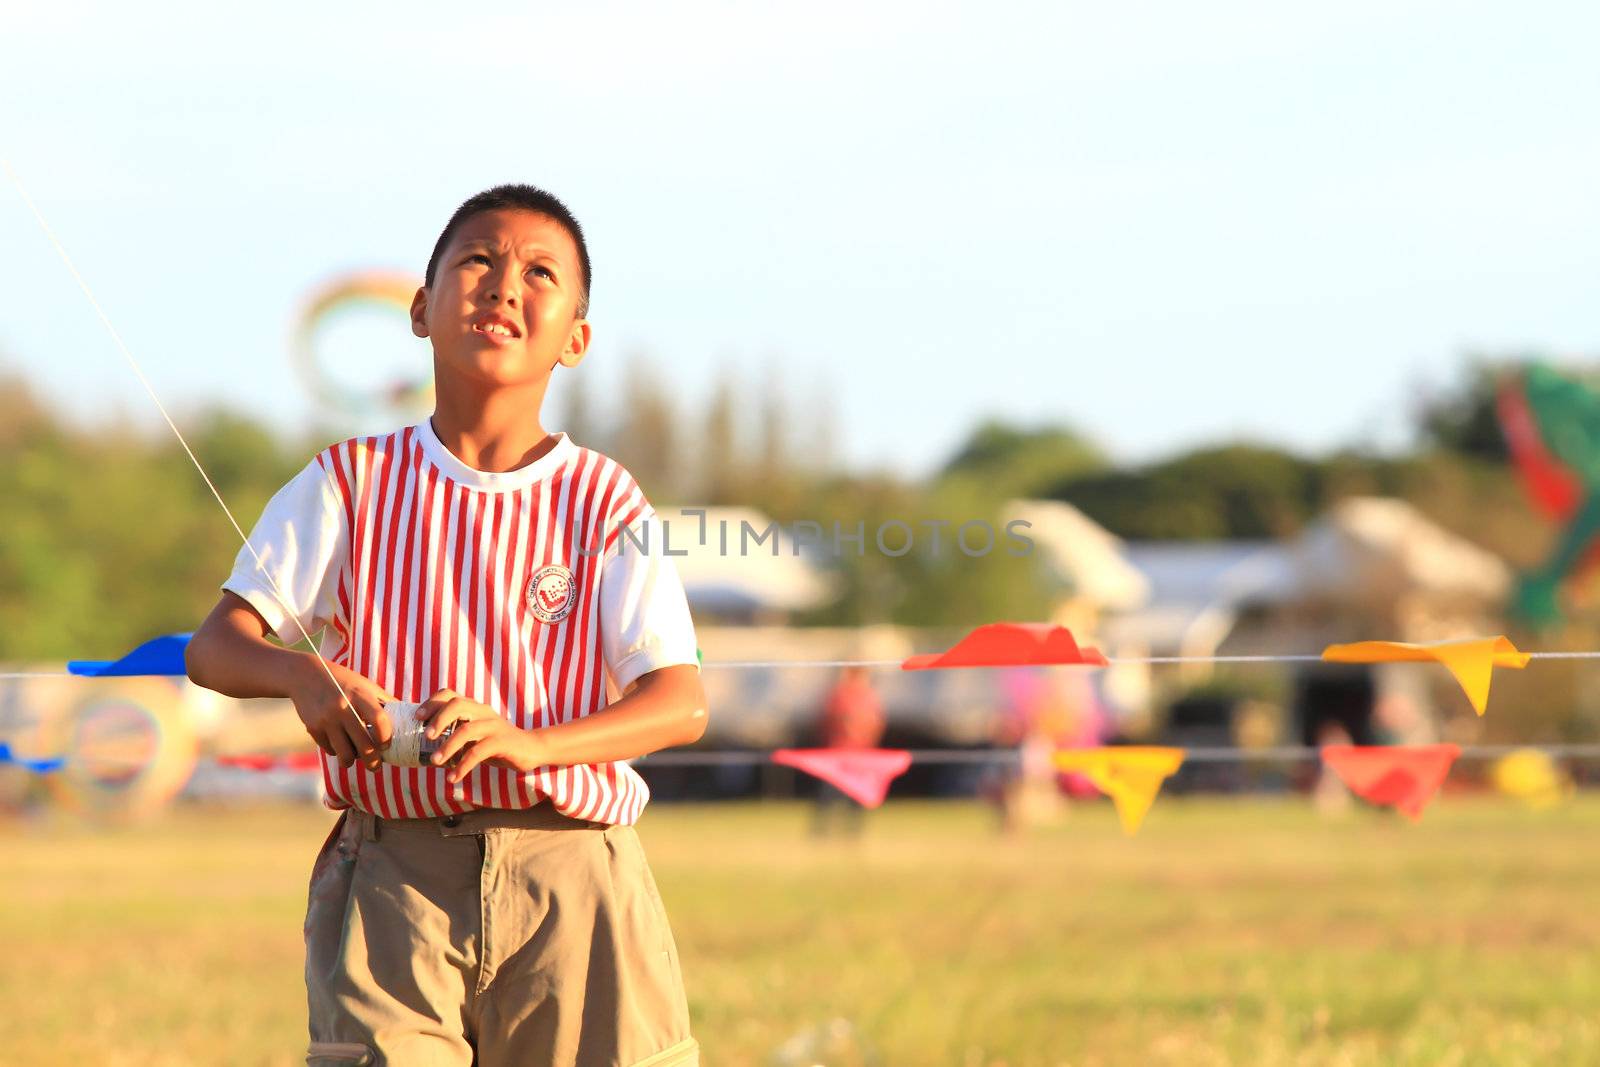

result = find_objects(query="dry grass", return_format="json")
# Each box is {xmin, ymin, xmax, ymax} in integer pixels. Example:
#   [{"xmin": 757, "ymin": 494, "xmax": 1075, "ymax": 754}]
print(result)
[{"xmin": 7, "ymin": 795, "xmax": 1600, "ymax": 1065}]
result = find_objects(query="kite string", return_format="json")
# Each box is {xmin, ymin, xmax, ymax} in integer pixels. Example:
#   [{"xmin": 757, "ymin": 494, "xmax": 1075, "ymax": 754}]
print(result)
[{"xmin": 1, "ymin": 158, "xmax": 357, "ymax": 721}]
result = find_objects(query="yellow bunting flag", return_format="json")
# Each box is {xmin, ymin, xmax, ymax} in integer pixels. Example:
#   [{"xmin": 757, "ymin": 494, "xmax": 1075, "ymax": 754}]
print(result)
[
  {"xmin": 1052, "ymin": 747, "xmax": 1186, "ymax": 835},
  {"xmin": 1320, "ymin": 637, "xmax": 1530, "ymax": 716}
]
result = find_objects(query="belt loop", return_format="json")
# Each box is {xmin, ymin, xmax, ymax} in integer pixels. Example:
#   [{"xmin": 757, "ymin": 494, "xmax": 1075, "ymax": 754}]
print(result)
[{"xmin": 362, "ymin": 809, "xmax": 380, "ymax": 842}]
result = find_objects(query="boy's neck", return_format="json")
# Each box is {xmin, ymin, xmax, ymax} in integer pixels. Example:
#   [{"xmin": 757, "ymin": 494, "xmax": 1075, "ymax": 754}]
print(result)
[{"xmin": 429, "ymin": 383, "xmax": 557, "ymax": 474}]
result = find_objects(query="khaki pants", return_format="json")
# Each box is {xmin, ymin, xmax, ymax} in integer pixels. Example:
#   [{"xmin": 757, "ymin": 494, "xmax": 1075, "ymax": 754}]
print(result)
[{"xmin": 303, "ymin": 804, "xmax": 698, "ymax": 1067}]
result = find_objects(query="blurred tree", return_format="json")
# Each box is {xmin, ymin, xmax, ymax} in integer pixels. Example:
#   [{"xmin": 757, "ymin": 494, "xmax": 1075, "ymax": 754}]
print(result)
[
  {"xmin": 611, "ymin": 352, "xmax": 682, "ymax": 501},
  {"xmin": 0, "ymin": 378, "xmax": 306, "ymax": 661},
  {"xmin": 1050, "ymin": 444, "xmax": 1319, "ymax": 540},
  {"xmin": 791, "ymin": 470, "xmax": 1053, "ymax": 628},
  {"xmin": 701, "ymin": 369, "xmax": 744, "ymax": 505},
  {"xmin": 753, "ymin": 363, "xmax": 797, "ymax": 512},
  {"xmin": 557, "ymin": 365, "xmax": 602, "ymax": 451},
  {"xmin": 801, "ymin": 372, "xmax": 841, "ymax": 479},
  {"xmin": 1414, "ymin": 357, "xmax": 1520, "ymax": 461},
  {"xmin": 938, "ymin": 419, "xmax": 1107, "ymax": 502}
]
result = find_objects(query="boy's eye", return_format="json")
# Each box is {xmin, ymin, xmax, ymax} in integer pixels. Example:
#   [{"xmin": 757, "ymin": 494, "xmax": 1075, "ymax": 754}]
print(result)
[
  {"xmin": 529, "ymin": 265, "xmax": 554, "ymax": 280},
  {"xmin": 464, "ymin": 253, "xmax": 491, "ymax": 266}
]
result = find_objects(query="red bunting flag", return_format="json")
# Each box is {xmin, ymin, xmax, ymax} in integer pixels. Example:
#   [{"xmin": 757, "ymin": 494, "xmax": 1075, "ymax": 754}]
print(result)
[
  {"xmin": 216, "ymin": 752, "xmax": 322, "ymax": 772},
  {"xmin": 771, "ymin": 748, "xmax": 913, "ymax": 808},
  {"xmin": 1320, "ymin": 744, "xmax": 1461, "ymax": 821},
  {"xmin": 901, "ymin": 622, "xmax": 1108, "ymax": 670},
  {"xmin": 216, "ymin": 754, "xmax": 279, "ymax": 772}
]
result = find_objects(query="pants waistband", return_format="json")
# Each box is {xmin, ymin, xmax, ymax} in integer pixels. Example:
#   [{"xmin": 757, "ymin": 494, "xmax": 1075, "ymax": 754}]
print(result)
[{"xmin": 345, "ymin": 803, "xmax": 607, "ymax": 841}]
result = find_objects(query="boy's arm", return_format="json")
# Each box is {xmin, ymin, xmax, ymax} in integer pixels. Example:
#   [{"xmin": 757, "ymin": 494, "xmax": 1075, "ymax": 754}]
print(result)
[
  {"xmin": 415, "ymin": 665, "xmax": 706, "ymax": 781},
  {"xmin": 188, "ymin": 453, "xmax": 393, "ymax": 769},
  {"xmin": 187, "ymin": 595, "xmax": 396, "ymax": 772}
]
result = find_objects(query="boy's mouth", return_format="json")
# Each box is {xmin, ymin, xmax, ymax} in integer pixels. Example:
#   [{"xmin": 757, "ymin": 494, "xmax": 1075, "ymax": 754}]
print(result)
[{"xmin": 471, "ymin": 313, "xmax": 522, "ymax": 341}]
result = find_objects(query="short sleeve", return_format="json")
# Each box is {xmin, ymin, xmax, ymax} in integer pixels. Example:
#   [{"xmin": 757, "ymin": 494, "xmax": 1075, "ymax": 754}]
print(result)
[
  {"xmin": 599, "ymin": 513, "xmax": 700, "ymax": 694},
  {"xmin": 221, "ymin": 456, "xmax": 346, "ymax": 645}
]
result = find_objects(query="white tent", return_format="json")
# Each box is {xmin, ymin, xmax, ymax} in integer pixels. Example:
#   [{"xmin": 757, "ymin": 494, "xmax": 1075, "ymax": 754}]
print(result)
[
  {"xmin": 656, "ymin": 506, "xmax": 837, "ymax": 618},
  {"xmin": 1290, "ymin": 497, "xmax": 1511, "ymax": 605},
  {"xmin": 1004, "ymin": 499, "xmax": 1149, "ymax": 611}
]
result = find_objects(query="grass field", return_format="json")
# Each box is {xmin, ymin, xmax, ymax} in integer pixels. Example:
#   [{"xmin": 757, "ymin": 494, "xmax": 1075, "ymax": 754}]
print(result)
[{"xmin": 8, "ymin": 794, "xmax": 1600, "ymax": 1066}]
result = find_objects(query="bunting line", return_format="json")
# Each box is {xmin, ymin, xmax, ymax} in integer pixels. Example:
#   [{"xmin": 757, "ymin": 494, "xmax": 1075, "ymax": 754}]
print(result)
[
  {"xmin": 0, "ymin": 651, "xmax": 1442, "ymax": 675},
  {"xmin": 10, "ymin": 744, "xmax": 1600, "ymax": 775},
  {"xmin": 13, "ymin": 651, "xmax": 1600, "ymax": 673}
]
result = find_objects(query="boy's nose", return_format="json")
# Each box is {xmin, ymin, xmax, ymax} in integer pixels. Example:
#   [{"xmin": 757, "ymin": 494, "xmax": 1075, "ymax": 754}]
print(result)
[{"xmin": 486, "ymin": 267, "xmax": 522, "ymax": 306}]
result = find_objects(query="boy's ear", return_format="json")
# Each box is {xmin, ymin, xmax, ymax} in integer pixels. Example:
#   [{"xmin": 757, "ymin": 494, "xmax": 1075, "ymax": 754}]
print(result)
[
  {"xmin": 557, "ymin": 318, "xmax": 592, "ymax": 370},
  {"xmin": 409, "ymin": 287, "xmax": 429, "ymax": 338}
]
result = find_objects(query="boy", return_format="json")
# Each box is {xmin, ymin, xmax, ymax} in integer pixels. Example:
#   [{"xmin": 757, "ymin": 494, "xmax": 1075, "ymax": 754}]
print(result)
[{"xmin": 185, "ymin": 185, "xmax": 707, "ymax": 1066}]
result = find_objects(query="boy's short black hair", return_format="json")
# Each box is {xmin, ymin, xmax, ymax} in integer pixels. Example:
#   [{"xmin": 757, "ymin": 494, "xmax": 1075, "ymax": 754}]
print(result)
[{"xmin": 425, "ymin": 184, "xmax": 592, "ymax": 318}]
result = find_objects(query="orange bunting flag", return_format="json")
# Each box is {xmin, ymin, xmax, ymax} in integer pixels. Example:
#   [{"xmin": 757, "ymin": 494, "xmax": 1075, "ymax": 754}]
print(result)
[
  {"xmin": 1320, "ymin": 744, "xmax": 1461, "ymax": 820},
  {"xmin": 771, "ymin": 748, "xmax": 913, "ymax": 809},
  {"xmin": 1320, "ymin": 637, "xmax": 1530, "ymax": 716},
  {"xmin": 1051, "ymin": 747, "xmax": 1186, "ymax": 835},
  {"xmin": 901, "ymin": 622, "xmax": 1108, "ymax": 671}
]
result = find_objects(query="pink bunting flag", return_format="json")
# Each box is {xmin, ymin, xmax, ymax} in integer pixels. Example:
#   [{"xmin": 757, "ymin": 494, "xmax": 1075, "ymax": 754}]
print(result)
[
  {"xmin": 901, "ymin": 622, "xmax": 1108, "ymax": 670},
  {"xmin": 1320, "ymin": 744, "xmax": 1461, "ymax": 821},
  {"xmin": 771, "ymin": 748, "xmax": 913, "ymax": 808}
]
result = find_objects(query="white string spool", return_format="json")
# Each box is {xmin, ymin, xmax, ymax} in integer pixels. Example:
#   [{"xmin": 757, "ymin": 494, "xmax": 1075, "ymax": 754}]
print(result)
[{"xmin": 375, "ymin": 701, "xmax": 454, "ymax": 768}]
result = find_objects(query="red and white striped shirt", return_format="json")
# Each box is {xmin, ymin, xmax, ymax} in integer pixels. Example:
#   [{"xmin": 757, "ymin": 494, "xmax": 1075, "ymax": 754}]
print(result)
[{"xmin": 223, "ymin": 418, "xmax": 699, "ymax": 825}]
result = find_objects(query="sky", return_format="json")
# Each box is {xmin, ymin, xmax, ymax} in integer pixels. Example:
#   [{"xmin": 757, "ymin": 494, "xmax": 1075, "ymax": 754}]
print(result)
[{"xmin": 2, "ymin": 1, "xmax": 1597, "ymax": 478}]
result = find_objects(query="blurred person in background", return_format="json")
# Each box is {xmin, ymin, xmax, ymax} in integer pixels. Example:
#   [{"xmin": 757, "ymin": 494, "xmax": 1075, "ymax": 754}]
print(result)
[
  {"xmin": 985, "ymin": 668, "xmax": 1110, "ymax": 834},
  {"xmin": 810, "ymin": 665, "xmax": 886, "ymax": 837}
]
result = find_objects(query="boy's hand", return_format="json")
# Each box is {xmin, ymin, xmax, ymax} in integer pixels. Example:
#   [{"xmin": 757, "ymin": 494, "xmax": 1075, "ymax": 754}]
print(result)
[
  {"xmin": 417, "ymin": 689, "xmax": 540, "ymax": 782},
  {"xmin": 287, "ymin": 657, "xmax": 398, "ymax": 772}
]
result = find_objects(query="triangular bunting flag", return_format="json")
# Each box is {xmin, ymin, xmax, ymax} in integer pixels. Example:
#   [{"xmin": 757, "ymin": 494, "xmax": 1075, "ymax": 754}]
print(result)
[
  {"xmin": 68, "ymin": 633, "xmax": 193, "ymax": 677},
  {"xmin": 771, "ymin": 748, "xmax": 913, "ymax": 808},
  {"xmin": 217, "ymin": 752, "xmax": 324, "ymax": 772},
  {"xmin": 1051, "ymin": 747, "xmax": 1185, "ymax": 835},
  {"xmin": 1320, "ymin": 637, "xmax": 1529, "ymax": 716},
  {"xmin": 216, "ymin": 754, "xmax": 278, "ymax": 771},
  {"xmin": 901, "ymin": 622, "xmax": 1108, "ymax": 670},
  {"xmin": 1320, "ymin": 744, "xmax": 1460, "ymax": 820}
]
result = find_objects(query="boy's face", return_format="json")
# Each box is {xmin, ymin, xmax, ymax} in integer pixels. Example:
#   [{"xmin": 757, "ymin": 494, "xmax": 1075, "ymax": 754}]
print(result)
[{"xmin": 410, "ymin": 208, "xmax": 590, "ymax": 392}]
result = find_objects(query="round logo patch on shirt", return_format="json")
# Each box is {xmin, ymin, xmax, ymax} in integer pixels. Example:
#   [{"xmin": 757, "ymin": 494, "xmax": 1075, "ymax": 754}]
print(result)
[{"xmin": 527, "ymin": 563, "xmax": 576, "ymax": 624}]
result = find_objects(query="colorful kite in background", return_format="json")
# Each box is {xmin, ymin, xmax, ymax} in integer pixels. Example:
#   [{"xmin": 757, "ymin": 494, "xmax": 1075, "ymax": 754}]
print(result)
[
  {"xmin": 1497, "ymin": 364, "xmax": 1600, "ymax": 624},
  {"xmin": 293, "ymin": 271, "xmax": 433, "ymax": 422}
]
